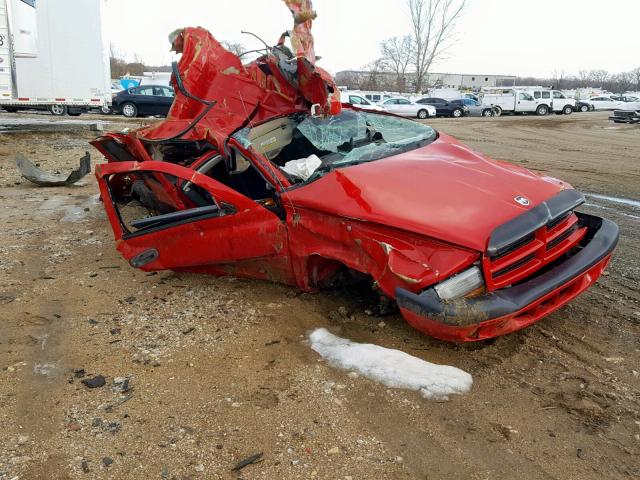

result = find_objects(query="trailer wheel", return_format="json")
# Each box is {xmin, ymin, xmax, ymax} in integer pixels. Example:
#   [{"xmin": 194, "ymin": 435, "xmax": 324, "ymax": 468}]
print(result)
[
  {"xmin": 121, "ymin": 102, "xmax": 138, "ymax": 118},
  {"xmin": 492, "ymin": 106, "xmax": 502, "ymax": 117},
  {"xmin": 536, "ymin": 104, "xmax": 549, "ymax": 116},
  {"xmin": 580, "ymin": 105, "xmax": 589, "ymax": 113},
  {"xmin": 563, "ymin": 105, "xmax": 573, "ymax": 115},
  {"xmin": 49, "ymin": 105, "xmax": 67, "ymax": 116},
  {"xmin": 417, "ymin": 109, "xmax": 428, "ymax": 119},
  {"xmin": 3, "ymin": 107, "xmax": 18, "ymax": 113}
]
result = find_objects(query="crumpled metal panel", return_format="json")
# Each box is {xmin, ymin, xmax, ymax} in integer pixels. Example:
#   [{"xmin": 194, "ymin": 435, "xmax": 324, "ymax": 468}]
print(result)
[
  {"xmin": 16, "ymin": 152, "xmax": 91, "ymax": 186},
  {"xmin": 137, "ymin": 0, "xmax": 340, "ymax": 153}
]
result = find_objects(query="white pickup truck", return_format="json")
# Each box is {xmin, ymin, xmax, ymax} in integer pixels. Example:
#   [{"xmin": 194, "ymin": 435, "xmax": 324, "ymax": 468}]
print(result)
[{"xmin": 481, "ymin": 87, "xmax": 574, "ymax": 116}]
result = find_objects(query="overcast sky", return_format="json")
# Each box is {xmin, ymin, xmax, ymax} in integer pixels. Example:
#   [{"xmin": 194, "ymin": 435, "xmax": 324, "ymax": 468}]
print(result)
[{"xmin": 104, "ymin": 0, "xmax": 640, "ymax": 78}]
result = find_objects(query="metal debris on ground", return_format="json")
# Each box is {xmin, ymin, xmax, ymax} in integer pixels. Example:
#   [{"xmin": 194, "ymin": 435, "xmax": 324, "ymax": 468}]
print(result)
[{"xmin": 15, "ymin": 152, "xmax": 91, "ymax": 186}]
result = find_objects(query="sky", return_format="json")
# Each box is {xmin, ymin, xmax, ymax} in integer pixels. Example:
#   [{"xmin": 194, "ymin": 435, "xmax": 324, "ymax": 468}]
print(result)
[{"xmin": 104, "ymin": 0, "xmax": 640, "ymax": 78}]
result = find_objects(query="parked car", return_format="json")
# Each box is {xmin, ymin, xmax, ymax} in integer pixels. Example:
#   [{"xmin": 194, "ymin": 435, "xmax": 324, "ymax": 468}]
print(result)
[
  {"xmin": 609, "ymin": 101, "xmax": 640, "ymax": 123},
  {"xmin": 574, "ymin": 100, "xmax": 595, "ymax": 112},
  {"xmin": 588, "ymin": 96, "xmax": 623, "ymax": 111},
  {"xmin": 111, "ymin": 85, "xmax": 175, "ymax": 118},
  {"xmin": 341, "ymin": 92, "xmax": 384, "ymax": 111},
  {"xmin": 610, "ymin": 95, "xmax": 640, "ymax": 103},
  {"xmin": 380, "ymin": 97, "xmax": 436, "ymax": 119},
  {"xmin": 451, "ymin": 98, "xmax": 495, "ymax": 117},
  {"xmin": 416, "ymin": 97, "xmax": 469, "ymax": 117}
]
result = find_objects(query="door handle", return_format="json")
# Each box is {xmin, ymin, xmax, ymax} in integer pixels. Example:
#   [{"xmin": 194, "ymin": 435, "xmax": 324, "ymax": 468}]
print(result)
[{"xmin": 130, "ymin": 249, "xmax": 159, "ymax": 268}]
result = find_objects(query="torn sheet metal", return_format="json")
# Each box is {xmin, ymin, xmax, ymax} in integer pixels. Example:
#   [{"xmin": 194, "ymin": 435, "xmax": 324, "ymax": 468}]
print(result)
[
  {"xmin": 133, "ymin": 0, "xmax": 339, "ymax": 154},
  {"xmin": 16, "ymin": 152, "xmax": 91, "ymax": 186}
]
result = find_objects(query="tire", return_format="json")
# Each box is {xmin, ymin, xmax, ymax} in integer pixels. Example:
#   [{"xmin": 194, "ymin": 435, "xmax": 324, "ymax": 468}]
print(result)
[
  {"xmin": 49, "ymin": 104, "xmax": 67, "ymax": 116},
  {"xmin": 121, "ymin": 102, "xmax": 138, "ymax": 118},
  {"xmin": 580, "ymin": 105, "xmax": 589, "ymax": 113},
  {"xmin": 3, "ymin": 107, "xmax": 18, "ymax": 113},
  {"xmin": 536, "ymin": 104, "xmax": 549, "ymax": 116},
  {"xmin": 417, "ymin": 109, "xmax": 428, "ymax": 119},
  {"xmin": 100, "ymin": 106, "xmax": 112, "ymax": 115},
  {"xmin": 451, "ymin": 108, "xmax": 463, "ymax": 118},
  {"xmin": 68, "ymin": 112, "xmax": 81, "ymax": 117},
  {"xmin": 493, "ymin": 106, "xmax": 502, "ymax": 117},
  {"xmin": 481, "ymin": 109, "xmax": 493, "ymax": 117},
  {"xmin": 563, "ymin": 105, "xmax": 573, "ymax": 115}
]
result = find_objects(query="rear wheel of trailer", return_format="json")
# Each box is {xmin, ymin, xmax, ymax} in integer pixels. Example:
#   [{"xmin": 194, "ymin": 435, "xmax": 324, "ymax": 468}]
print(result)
[{"xmin": 48, "ymin": 104, "xmax": 67, "ymax": 116}]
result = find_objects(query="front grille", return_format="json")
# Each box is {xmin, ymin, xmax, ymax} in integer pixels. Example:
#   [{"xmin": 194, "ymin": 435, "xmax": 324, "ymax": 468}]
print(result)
[
  {"xmin": 614, "ymin": 110, "xmax": 637, "ymax": 119},
  {"xmin": 483, "ymin": 211, "xmax": 587, "ymax": 290}
]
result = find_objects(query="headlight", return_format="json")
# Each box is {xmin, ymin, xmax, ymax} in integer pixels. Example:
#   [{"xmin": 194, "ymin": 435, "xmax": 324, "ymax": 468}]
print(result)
[{"xmin": 434, "ymin": 266, "xmax": 484, "ymax": 300}]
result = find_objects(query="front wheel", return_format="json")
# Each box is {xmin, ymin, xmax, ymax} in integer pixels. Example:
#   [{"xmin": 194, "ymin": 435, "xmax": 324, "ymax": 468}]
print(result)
[
  {"xmin": 563, "ymin": 105, "xmax": 573, "ymax": 115},
  {"xmin": 482, "ymin": 108, "xmax": 493, "ymax": 117},
  {"xmin": 580, "ymin": 105, "xmax": 589, "ymax": 113},
  {"xmin": 417, "ymin": 109, "xmax": 428, "ymax": 119},
  {"xmin": 49, "ymin": 104, "xmax": 67, "ymax": 116},
  {"xmin": 451, "ymin": 108, "xmax": 463, "ymax": 118},
  {"xmin": 121, "ymin": 102, "xmax": 138, "ymax": 118},
  {"xmin": 536, "ymin": 104, "xmax": 549, "ymax": 116}
]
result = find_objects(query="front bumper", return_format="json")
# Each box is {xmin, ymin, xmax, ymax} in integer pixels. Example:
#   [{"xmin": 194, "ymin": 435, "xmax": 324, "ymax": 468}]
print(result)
[
  {"xmin": 609, "ymin": 114, "xmax": 640, "ymax": 124},
  {"xmin": 396, "ymin": 213, "xmax": 619, "ymax": 342}
]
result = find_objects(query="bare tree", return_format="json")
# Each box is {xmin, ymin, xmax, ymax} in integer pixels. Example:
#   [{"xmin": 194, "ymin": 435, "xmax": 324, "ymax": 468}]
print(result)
[
  {"xmin": 631, "ymin": 67, "xmax": 640, "ymax": 91},
  {"xmin": 577, "ymin": 70, "xmax": 590, "ymax": 88},
  {"xmin": 551, "ymin": 69, "xmax": 566, "ymax": 89},
  {"xmin": 380, "ymin": 35, "xmax": 414, "ymax": 92},
  {"xmin": 407, "ymin": 0, "xmax": 466, "ymax": 93},
  {"xmin": 587, "ymin": 69, "xmax": 609, "ymax": 86},
  {"xmin": 360, "ymin": 59, "xmax": 395, "ymax": 91},
  {"xmin": 221, "ymin": 40, "xmax": 247, "ymax": 57},
  {"xmin": 610, "ymin": 72, "xmax": 633, "ymax": 93}
]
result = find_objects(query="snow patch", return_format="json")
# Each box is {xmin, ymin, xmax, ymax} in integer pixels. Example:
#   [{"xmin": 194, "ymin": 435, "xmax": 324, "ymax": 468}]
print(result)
[{"xmin": 309, "ymin": 328, "xmax": 472, "ymax": 401}]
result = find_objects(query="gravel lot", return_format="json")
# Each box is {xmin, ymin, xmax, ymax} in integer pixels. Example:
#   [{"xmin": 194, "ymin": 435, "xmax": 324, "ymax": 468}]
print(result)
[{"xmin": 0, "ymin": 110, "xmax": 638, "ymax": 479}]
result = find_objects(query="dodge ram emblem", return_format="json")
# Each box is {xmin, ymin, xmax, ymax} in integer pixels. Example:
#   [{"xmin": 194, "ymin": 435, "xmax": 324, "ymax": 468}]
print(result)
[{"xmin": 514, "ymin": 196, "xmax": 530, "ymax": 206}]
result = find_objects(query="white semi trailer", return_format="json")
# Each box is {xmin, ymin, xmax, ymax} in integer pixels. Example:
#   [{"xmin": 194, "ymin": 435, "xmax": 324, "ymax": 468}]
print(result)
[{"xmin": 0, "ymin": 0, "xmax": 111, "ymax": 116}]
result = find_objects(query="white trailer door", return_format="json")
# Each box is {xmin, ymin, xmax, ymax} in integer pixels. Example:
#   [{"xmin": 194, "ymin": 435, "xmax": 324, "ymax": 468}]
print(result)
[
  {"xmin": 9, "ymin": 0, "xmax": 37, "ymax": 57},
  {"xmin": 0, "ymin": 0, "xmax": 14, "ymax": 100}
]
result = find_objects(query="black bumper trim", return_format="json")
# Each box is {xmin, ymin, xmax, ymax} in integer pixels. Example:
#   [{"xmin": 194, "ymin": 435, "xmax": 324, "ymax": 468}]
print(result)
[
  {"xmin": 396, "ymin": 213, "xmax": 619, "ymax": 327},
  {"xmin": 488, "ymin": 189, "xmax": 585, "ymax": 257}
]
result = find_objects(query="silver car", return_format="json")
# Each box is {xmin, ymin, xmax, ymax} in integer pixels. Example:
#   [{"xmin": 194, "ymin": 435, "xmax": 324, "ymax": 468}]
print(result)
[
  {"xmin": 381, "ymin": 97, "xmax": 436, "ymax": 119},
  {"xmin": 451, "ymin": 98, "xmax": 495, "ymax": 117}
]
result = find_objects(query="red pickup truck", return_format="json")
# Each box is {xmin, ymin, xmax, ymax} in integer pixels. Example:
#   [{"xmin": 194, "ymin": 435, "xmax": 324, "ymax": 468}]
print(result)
[{"xmin": 92, "ymin": 27, "xmax": 618, "ymax": 342}]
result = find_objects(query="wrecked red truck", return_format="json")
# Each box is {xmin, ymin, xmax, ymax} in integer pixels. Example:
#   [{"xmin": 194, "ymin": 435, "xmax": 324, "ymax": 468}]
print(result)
[{"xmin": 91, "ymin": 20, "xmax": 618, "ymax": 342}]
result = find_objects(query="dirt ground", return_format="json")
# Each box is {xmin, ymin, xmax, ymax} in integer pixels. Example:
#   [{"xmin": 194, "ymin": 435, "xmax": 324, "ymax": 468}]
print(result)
[{"xmin": 0, "ymin": 111, "xmax": 638, "ymax": 480}]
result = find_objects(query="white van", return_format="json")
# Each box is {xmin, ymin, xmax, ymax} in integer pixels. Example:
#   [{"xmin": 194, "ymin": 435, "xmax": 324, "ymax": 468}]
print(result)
[
  {"xmin": 340, "ymin": 91, "xmax": 384, "ymax": 111},
  {"xmin": 523, "ymin": 88, "xmax": 574, "ymax": 115}
]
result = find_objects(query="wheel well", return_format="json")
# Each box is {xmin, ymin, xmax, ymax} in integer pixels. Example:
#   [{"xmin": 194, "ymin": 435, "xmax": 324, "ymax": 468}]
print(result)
[{"xmin": 306, "ymin": 255, "xmax": 371, "ymax": 290}]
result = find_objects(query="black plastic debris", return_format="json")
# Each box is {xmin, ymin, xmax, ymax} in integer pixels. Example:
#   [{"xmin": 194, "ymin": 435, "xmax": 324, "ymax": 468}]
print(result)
[
  {"xmin": 81, "ymin": 375, "xmax": 106, "ymax": 389},
  {"xmin": 15, "ymin": 152, "xmax": 91, "ymax": 187},
  {"xmin": 232, "ymin": 452, "xmax": 263, "ymax": 471}
]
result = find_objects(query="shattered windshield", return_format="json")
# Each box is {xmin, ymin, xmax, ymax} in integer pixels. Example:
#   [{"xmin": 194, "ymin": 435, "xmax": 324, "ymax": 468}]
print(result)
[{"xmin": 234, "ymin": 110, "xmax": 437, "ymax": 183}]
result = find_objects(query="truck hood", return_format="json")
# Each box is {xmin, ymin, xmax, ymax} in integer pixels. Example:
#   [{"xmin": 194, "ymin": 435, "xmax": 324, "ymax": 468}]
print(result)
[{"xmin": 284, "ymin": 133, "xmax": 569, "ymax": 252}]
